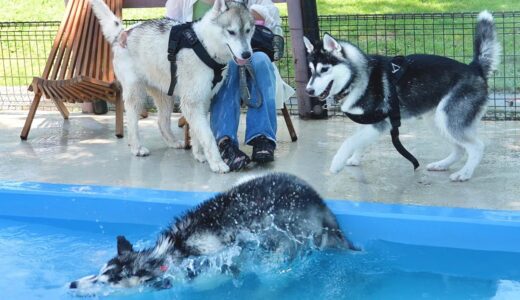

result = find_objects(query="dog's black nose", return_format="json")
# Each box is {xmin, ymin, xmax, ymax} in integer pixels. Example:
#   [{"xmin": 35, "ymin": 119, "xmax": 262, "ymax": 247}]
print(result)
[
  {"xmin": 69, "ymin": 281, "xmax": 78, "ymax": 289},
  {"xmin": 241, "ymin": 51, "xmax": 251, "ymax": 59},
  {"xmin": 306, "ymin": 88, "xmax": 315, "ymax": 96}
]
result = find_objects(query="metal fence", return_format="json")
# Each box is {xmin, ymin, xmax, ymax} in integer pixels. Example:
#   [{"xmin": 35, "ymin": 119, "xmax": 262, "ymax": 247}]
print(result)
[{"xmin": 1, "ymin": 12, "xmax": 519, "ymax": 119}]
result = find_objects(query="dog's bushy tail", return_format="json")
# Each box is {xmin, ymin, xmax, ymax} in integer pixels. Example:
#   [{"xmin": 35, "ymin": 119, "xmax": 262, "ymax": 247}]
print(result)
[
  {"xmin": 89, "ymin": 0, "xmax": 124, "ymax": 44},
  {"xmin": 471, "ymin": 11, "xmax": 500, "ymax": 79}
]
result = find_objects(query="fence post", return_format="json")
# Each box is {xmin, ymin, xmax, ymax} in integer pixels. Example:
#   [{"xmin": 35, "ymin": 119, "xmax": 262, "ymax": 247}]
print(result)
[
  {"xmin": 287, "ymin": 0, "xmax": 312, "ymax": 118},
  {"xmin": 300, "ymin": 0, "xmax": 326, "ymax": 119}
]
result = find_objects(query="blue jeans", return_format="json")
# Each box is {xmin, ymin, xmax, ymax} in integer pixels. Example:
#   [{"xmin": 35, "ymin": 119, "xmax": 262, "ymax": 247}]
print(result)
[{"xmin": 210, "ymin": 51, "xmax": 277, "ymax": 147}]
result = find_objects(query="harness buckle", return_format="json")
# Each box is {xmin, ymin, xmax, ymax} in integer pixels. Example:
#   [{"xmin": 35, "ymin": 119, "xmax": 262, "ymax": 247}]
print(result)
[
  {"xmin": 183, "ymin": 29, "xmax": 198, "ymax": 46},
  {"xmin": 391, "ymin": 62, "xmax": 401, "ymax": 74}
]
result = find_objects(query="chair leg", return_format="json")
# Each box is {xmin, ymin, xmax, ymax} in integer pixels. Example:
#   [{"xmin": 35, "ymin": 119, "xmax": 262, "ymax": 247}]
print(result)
[
  {"xmin": 281, "ymin": 103, "xmax": 297, "ymax": 142},
  {"xmin": 178, "ymin": 115, "xmax": 187, "ymax": 128},
  {"xmin": 52, "ymin": 98, "xmax": 69, "ymax": 119},
  {"xmin": 184, "ymin": 122, "xmax": 191, "ymax": 150},
  {"xmin": 115, "ymin": 92, "xmax": 124, "ymax": 138},
  {"xmin": 48, "ymin": 81, "xmax": 69, "ymax": 119},
  {"xmin": 177, "ymin": 116, "xmax": 191, "ymax": 149},
  {"xmin": 20, "ymin": 92, "xmax": 42, "ymax": 140}
]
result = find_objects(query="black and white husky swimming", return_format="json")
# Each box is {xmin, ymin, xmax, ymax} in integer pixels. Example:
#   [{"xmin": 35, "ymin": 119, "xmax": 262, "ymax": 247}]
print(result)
[
  {"xmin": 303, "ymin": 11, "xmax": 500, "ymax": 181},
  {"xmin": 69, "ymin": 173, "xmax": 352, "ymax": 292}
]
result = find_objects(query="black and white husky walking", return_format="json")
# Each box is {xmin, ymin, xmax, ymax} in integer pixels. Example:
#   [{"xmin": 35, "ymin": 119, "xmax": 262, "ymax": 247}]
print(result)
[
  {"xmin": 304, "ymin": 11, "xmax": 500, "ymax": 181},
  {"xmin": 70, "ymin": 173, "xmax": 352, "ymax": 292}
]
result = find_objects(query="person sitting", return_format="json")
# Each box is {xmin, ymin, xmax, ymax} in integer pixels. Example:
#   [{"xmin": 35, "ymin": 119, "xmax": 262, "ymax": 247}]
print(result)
[{"xmin": 166, "ymin": 0, "xmax": 294, "ymax": 171}]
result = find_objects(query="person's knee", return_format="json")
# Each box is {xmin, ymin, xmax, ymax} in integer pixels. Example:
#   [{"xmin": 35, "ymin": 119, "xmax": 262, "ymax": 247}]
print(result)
[{"xmin": 251, "ymin": 52, "xmax": 273, "ymax": 72}]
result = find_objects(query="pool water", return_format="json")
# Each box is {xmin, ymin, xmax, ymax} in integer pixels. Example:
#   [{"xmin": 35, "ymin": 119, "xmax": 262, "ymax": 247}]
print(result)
[{"xmin": 1, "ymin": 216, "xmax": 519, "ymax": 300}]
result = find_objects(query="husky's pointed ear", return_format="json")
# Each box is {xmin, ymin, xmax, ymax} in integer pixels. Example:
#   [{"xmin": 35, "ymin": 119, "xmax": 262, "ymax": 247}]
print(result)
[
  {"xmin": 213, "ymin": 0, "xmax": 228, "ymax": 13},
  {"xmin": 303, "ymin": 36, "xmax": 314, "ymax": 54},
  {"xmin": 117, "ymin": 236, "xmax": 134, "ymax": 255},
  {"xmin": 323, "ymin": 33, "xmax": 342, "ymax": 53}
]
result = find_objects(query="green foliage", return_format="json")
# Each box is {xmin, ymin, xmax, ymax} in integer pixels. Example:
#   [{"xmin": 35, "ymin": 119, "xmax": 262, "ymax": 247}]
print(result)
[{"xmin": 2, "ymin": 0, "xmax": 519, "ymax": 22}]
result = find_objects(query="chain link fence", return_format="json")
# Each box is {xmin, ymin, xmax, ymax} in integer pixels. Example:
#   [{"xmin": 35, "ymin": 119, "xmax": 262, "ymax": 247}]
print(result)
[{"xmin": 1, "ymin": 12, "xmax": 519, "ymax": 119}]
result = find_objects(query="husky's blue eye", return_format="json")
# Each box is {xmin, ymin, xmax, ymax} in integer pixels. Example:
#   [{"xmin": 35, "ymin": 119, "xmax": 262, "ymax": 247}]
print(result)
[
  {"xmin": 246, "ymin": 29, "xmax": 251, "ymax": 34},
  {"xmin": 321, "ymin": 67, "xmax": 329, "ymax": 73},
  {"xmin": 228, "ymin": 30, "xmax": 236, "ymax": 35}
]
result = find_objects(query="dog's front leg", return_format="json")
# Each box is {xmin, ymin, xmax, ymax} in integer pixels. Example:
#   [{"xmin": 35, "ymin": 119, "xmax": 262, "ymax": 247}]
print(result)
[
  {"xmin": 330, "ymin": 124, "xmax": 383, "ymax": 173},
  {"xmin": 189, "ymin": 134, "xmax": 207, "ymax": 163},
  {"xmin": 182, "ymin": 106, "xmax": 229, "ymax": 173}
]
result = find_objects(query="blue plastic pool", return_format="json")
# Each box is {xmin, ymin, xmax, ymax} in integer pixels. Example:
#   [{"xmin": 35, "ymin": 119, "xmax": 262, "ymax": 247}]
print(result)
[{"xmin": 1, "ymin": 181, "xmax": 520, "ymax": 299}]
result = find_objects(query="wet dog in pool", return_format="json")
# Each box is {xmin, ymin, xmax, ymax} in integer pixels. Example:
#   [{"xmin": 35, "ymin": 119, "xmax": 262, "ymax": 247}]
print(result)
[{"xmin": 69, "ymin": 173, "xmax": 353, "ymax": 292}]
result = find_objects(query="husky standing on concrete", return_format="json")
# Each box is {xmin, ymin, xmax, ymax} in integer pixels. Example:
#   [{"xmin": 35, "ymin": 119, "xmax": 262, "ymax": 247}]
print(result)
[
  {"xmin": 304, "ymin": 11, "xmax": 500, "ymax": 181},
  {"xmin": 69, "ymin": 173, "xmax": 352, "ymax": 292},
  {"xmin": 89, "ymin": 0, "xmax": 255, "ymax": 173}
]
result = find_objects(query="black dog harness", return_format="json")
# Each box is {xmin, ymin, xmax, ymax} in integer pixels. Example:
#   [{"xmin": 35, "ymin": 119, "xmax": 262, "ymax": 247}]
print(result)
[
  {"xmin": 344, "ymin": 56, "xmax": 420, "ymax": 169},
  {"xmin": 167, "ymin": 23, "xmax": 227, "ymax": 96}
]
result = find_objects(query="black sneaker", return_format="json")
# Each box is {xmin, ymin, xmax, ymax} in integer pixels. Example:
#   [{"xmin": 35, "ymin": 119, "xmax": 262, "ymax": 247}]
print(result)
[
  {"xmin": 218, "ymin": 137, "xmax": 251, "ymax": 171},
  {"xmin": 250, "ymin": 135, "xmax": 275, "ymax": 163}
]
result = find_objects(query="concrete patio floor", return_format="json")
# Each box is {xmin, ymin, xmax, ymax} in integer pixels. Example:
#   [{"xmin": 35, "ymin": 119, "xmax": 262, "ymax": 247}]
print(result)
[{"xmin": 0, "ymin": 111, "xmax": 519, "ymax": 211}]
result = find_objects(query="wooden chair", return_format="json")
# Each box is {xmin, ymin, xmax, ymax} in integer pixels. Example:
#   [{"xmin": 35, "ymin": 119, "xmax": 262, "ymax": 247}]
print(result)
[
  {"xmin": 20, "ymin": 0, "xmax": 124, "ymax": 140},
  {"xmin": 178, "ymin": 103, "xmax": 297, "ymax": 149}
]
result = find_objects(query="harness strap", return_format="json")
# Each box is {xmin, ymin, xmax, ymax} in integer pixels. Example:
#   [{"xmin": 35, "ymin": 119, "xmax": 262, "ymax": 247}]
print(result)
[
  {"xmin": 167, "ymin": 23, "xmax": 226, "ymax": 96},
  {"xmin": 191, "ymin": 37, "xmax": 226, "ymax": 88},
  {"xmin": 239, "ymin": 63, "xmax": 264, "ymax": 109},
  {"xmin": 387, "ymin": 56, "xmax": 420, "ymax": 169},
  {"xmin": 344, "ymin": 56, "xmax": 420, "ymax": 169}
]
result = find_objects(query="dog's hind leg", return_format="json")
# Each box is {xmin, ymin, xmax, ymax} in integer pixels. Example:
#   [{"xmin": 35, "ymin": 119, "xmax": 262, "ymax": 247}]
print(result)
[
  {"xmin": 124, "ymin": 83, "xmax": 150, "ymax": 156},
  {"xmin": 434, "ymin": 89, "xmax": 486, "ymax": 181},
  {"xmin": 449, "ymin": 133, "xmax": 484, "ymax": 182},
  {"xmin": 427, "ymin": 144, "xmax": 464, "ymax": 171},
  {"xmin": 147, "ymin": 87, "xmax": 184, "ymax": 149},
  {"xmin": 330, "ymin": 124, "xmax": 384, "ymax": 173}
]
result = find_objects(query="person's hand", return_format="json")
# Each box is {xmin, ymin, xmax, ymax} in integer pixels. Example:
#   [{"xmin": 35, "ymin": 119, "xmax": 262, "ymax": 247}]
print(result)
[{"xmin": 251, "ymin": 9, "xmax": 264, "ymax": 22}]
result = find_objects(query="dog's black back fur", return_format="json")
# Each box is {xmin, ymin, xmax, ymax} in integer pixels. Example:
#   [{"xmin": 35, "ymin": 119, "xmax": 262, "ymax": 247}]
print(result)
[
  {"xmin": 166, "ymin": 173, "xmax": 350, "ymax": 257},
  {"xmin": 397, "ymin": 54, "xmax": 487, "ymax": 124}
]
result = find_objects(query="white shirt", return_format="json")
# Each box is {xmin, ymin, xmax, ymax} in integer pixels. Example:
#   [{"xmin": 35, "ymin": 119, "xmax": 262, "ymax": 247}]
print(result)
[
  {"xmin": 165, "ymin": 0, "xmax": 282, "ymax": 34},
  {"xmin": 164, "ymin": 0, "xmax": 294, "ymax": 108}
]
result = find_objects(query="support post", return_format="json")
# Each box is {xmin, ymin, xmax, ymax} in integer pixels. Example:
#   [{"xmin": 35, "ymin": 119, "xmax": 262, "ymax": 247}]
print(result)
[
  {"xmin": 300, "ymin": 0, "xmax": 326, "ymax": 119},
  {"xmin": 287, "ymin": 0, "xmax": 312, "ymax": 118}
]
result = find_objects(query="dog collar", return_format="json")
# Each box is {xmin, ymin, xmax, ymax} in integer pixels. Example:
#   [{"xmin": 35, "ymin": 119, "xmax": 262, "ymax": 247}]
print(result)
[{"xmin": 333, "ymin": 75, "xmax": 355, "ymax": 103}]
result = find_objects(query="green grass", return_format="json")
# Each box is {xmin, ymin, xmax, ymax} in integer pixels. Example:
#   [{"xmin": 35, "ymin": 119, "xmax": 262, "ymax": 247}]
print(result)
[
  {"xmin": 1, "ymin": 1, "xmax": 519, "ymax": 95},
  {"xmin": 2, "ymin": 0, "xmax": 520, "ymax": 22}
]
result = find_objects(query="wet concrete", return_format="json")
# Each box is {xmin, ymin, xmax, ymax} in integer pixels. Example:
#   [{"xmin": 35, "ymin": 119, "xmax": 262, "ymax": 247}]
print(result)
[{"xmin": 0, "ymin": 111, "xmax": 518, "ymax": 210}]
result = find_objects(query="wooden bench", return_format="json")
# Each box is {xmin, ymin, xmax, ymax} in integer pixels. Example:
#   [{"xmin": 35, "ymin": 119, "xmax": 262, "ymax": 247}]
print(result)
[{"xmin": 20, "ymin": 0, "xmax": 124, "ymax": 140}]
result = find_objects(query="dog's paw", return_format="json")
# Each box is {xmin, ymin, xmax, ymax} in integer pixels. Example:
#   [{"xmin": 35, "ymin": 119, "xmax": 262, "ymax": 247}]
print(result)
[
  {"xmin": 449, "ymin": 170, "xmax": 472, "ymax": 182},
  {"xmin": 427, "ymin": 162, "xmax": 449, "ymax": 171},
  {"xmin": 193, "ymin": 151, "xmax": 207, "ymax": 163},
  {"xmin": 209, "ymin": 161, "xmax": 230, "ymax": 173},
  {"xmin": 345, "ymin": 156, "xmax": 361, "ymax": 166},
  {"xmin": 167, "ymin": 140, "xmax": 185, "ymax": 149},
  {"xmin": 132, "ymin": 145, "xmax": 150, "ymax": 157},
  {"xmin": 330, "ymin": 158, "xmax": 345, "ymax": 174}
]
